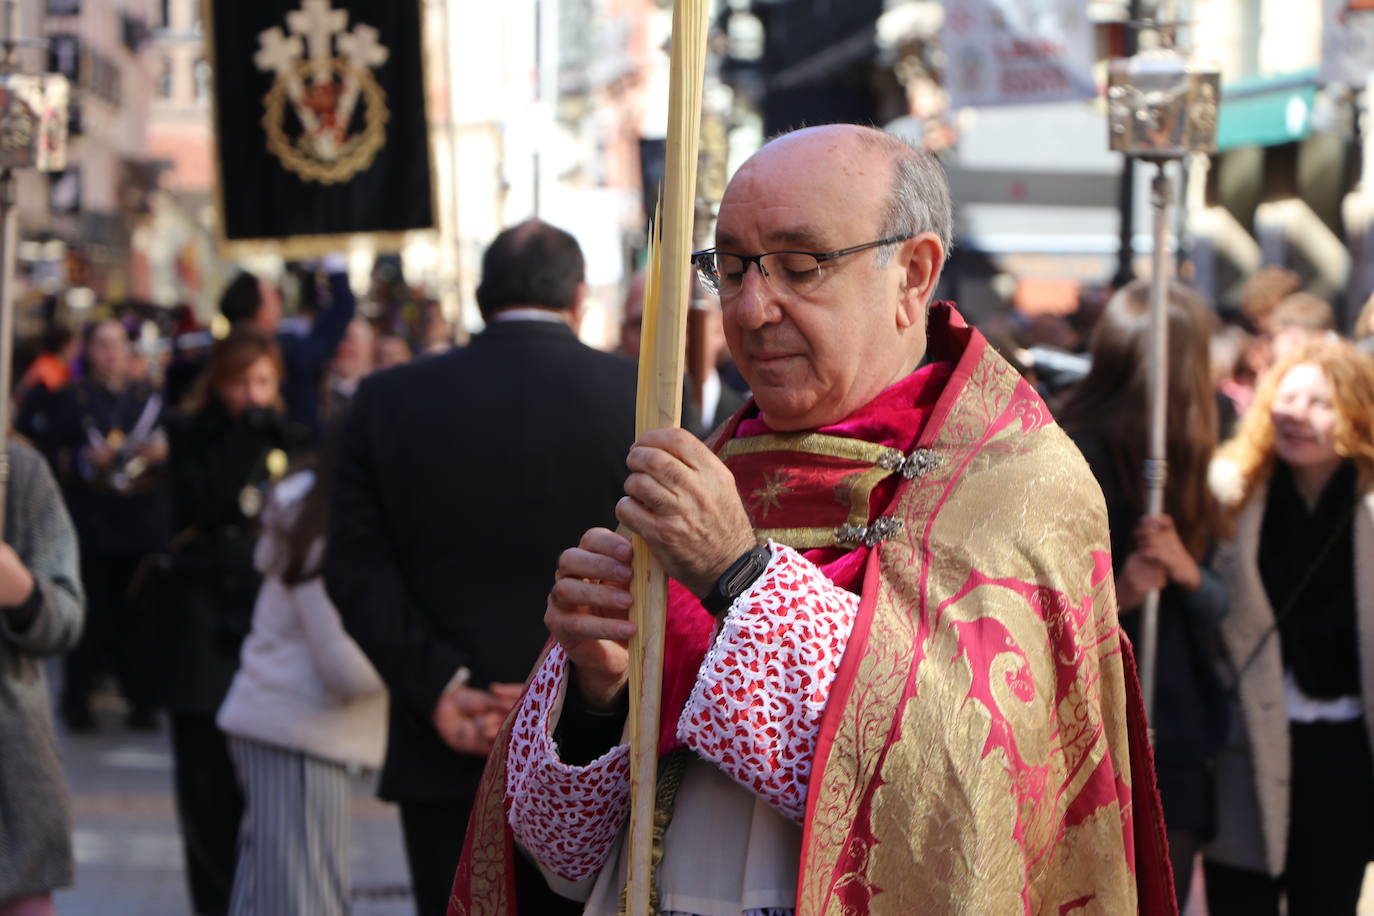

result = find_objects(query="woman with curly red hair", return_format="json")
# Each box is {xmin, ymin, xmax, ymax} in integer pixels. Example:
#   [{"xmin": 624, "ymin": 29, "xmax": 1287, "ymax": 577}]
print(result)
[{"xmin": 1204, "ymin": 338, "xmax": 1374, "ymax": 915}]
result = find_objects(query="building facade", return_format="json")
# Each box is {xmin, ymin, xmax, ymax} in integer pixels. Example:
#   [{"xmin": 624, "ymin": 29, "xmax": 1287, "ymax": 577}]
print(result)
[{"xmin": 10, "ymin": 0, "xmax": 159, "ymax": 319}]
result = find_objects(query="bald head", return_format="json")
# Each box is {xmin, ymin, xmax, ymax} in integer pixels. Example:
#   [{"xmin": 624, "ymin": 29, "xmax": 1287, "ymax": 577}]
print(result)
[
  {"xmin": 722, "ymin": 125, "xmax": 952, "ymax": 266},
  {"xmin": 711, "ymin": 124, "xmax": 951, "ymax": 431}
]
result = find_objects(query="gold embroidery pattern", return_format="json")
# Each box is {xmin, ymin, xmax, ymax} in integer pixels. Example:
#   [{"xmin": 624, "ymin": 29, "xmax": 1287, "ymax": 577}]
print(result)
[
  {"xmin": 799, "ymin": 360, "xmax": 987, "ymax": 911},
  {"xmin": 750, "ymin": 469, "xmax": 794, "ymax": 519},
  {"xmin": 840, "ymin": 465, "xmax": 899, "ymax": 529},
  {"xmin": 725, "ymin": 432, "xmax": 905, "ymax": 546},
  {"xmin": 261, "ymin": 59, "xmax": 389, "ymax": 185},
  {"xmin": 455, "ymin": 643, "xmax": 557, "ymax": 915},
  {"xmin": 800, "ymin": 347, "xmax": 1137, "ymax": 914},
  {"xmin": 833, "ymin": 471, "xmax": 863, "ymax": 508},
  {"xmin": 719, "ymin": 432, "xmax": 899, "ymax": 466},
  {"xmin": 455, "ymin": 710, "xmax": 514, "ymax": 915}
]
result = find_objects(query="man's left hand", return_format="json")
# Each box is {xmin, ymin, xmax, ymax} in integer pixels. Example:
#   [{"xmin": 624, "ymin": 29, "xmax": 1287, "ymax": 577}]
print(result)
[{"xmin": 617, "ymin": 428, "xmax": 755, "ymax": 598}]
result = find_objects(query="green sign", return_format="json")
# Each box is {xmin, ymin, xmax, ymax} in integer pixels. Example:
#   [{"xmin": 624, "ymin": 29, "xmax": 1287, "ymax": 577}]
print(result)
[{"xmin": 1216, "ymin": 68, "xmax": 1319, "ymax": 151}]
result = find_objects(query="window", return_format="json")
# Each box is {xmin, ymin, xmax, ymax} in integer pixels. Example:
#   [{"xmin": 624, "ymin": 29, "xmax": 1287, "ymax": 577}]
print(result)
[
  {"xmin": 158, "ymin": 56, "xmax": 173, "ymax": 99},
  {"xmin": 193, "ymin": 57, "xmax": 210, "ymax": 101}
]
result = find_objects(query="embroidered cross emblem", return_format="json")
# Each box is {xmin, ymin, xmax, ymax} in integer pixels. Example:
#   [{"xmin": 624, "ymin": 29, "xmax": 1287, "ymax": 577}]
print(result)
[
  {"xmin": 254, "ymin": 27, "xmax": 304, "ymax": 77},
  {"xmin": 254, "ymin": 0, "xmax": 391, "ymax": 181},
  {"xmin": 287, "ymin": 0, "xmax": 348, "ymax": 86}
]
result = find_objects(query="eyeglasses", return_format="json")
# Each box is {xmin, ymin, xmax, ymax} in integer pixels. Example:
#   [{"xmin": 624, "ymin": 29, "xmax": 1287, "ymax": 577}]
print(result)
[{"xmin": 691, "ymin": 235, "xmax": 914, "ymax": 297}]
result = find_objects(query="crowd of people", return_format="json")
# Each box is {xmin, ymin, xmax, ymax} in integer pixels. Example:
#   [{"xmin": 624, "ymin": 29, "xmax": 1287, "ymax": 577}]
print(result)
[{"xmin": 1, "ymin": 125, "xmax": 1373, "ymax": 916}]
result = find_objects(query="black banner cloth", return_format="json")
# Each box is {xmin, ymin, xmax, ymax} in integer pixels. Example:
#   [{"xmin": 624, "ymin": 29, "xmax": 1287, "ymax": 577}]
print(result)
[{"xmin": 207, "ymin": 0, "xmax": 435, "ymax": 247}]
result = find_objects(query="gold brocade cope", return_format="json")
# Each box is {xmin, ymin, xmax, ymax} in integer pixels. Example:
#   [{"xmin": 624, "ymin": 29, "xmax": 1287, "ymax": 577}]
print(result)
[
  {"xmin": 720, "ymin": 433, "xmax": 939, "ymax": 550},
  {"xmin": 798, "ymin": 307, "xmax": 1144, "ymax": 915},
  {"xmin": 445, "ymin": 304, "xmax": 1170, "ymax": 916}
]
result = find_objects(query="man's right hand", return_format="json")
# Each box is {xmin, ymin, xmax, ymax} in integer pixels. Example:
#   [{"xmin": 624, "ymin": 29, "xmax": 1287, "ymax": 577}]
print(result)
[
  {"xmin": 545, "ymin": 527, "xmax": 637, "ymax": 710},
  {"xmin": 432, "ymin": 682, "xmax": 523, "ymax": 755}
]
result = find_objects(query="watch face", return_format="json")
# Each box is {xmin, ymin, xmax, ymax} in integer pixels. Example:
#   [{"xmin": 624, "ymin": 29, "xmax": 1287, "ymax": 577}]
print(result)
[{"xmin": 723, "ymin": 547, "xmax": 769, "ymax": 595}]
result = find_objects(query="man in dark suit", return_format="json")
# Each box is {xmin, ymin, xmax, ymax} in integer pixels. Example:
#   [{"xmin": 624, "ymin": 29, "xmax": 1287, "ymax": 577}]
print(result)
[{"xmin": 324, "ymin": 220, "xmax": 637, "ymax": 916}]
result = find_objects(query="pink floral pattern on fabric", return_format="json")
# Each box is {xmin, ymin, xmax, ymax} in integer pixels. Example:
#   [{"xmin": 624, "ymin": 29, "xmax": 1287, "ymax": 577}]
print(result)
[
  {"xmin": 504, "ymin": 646, "xmax": 631, "ymax": 881},
  {"xmin": 678, "ymin": 543, "xmax": 859, "ymax": 823}
]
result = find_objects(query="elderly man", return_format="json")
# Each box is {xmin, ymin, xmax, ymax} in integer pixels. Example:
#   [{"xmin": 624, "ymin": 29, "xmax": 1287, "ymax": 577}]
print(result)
[{"xmin": 449, "ymin": 126, "xmax": 1170, "ymax": 915}]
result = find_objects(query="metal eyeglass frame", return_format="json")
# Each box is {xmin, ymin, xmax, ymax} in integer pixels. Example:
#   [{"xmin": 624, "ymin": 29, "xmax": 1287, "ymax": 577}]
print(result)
[{"xmin": 691, "ymin": 234, "xmax": 915, "ymax": 296}]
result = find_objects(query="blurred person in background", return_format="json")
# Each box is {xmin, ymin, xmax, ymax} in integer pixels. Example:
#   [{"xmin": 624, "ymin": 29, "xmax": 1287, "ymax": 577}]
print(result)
[
  {"xmin": 325, "ymin": 220, "xmax": 637, "ymax": 915},
  {"xmin": 14, "ymin": 324, "xmax": 76, "ymax": 444},
  {"xmin": 168, "ymin": 260, "xmax": 356, "ymax": 438},
  {"xmin": 1058, "ymin": 280, "xmax": 1229, "ymax": 909},
  {"xmin": 217, "ymin": 423, "xmax": 386, "ymax": 915},
  {"xmin": 324, "ymin": 318, "xmax": 375, "ymax": 422},
  {"xmin": 685, "ymin": 300, "xmax": 747, "ymax": 436},
  {"xmin": 1267, "ymin": 293, "xmax": 1337, "ymax": 365},
  {"xmin": 1355, "ymin": 291, "xmax": 1374, "ymax": 355},
  {"xmin": 221, "ymin": 261, "xmax": 356, "ymax": 438},
  {"xmin": 619, "ymin": 271, "xmax": 742, "ymax": 437},
  {"xmin": 17, "ymin": 324, "xmax": 75, "ymax": 399},
  {"xmin": 375, "ymin": 333, "xmax": 413, "ymax": 370},
  {"xmin": 0, "ymin": 436, "xmax": 83, "ymax": 916},
  {"xmin": 157, "ymin": 329, "xmax": 308, "ymax": 916},
  {"xmin": 1020, "ymin": 312, "xmax": 1091, "ymax": 396},
  {"xmin": 42, "ymin": 319, "xmax": 171, "ymax": 732},
  {"xmin": 1240, "ymin": 266, "xmax": 1302, "ymax": 337},
  {"xmin": 1235, "ymin": 267, "xmax": 1303, "ymax": 380},
  {"xmin": 1212, "ymin": 322, "xmax": 1257, "ymax": 437},
  {"xmin": 417, "ymin": 301, "xmax": 452, "ymax": 355},
  {"xmin": 617, "ymin": 269, "xmax": 646, "ymax": 358},
  {"xmin": 1204, "ymin": 338, "xmax": 1374, "ymax": 915}
]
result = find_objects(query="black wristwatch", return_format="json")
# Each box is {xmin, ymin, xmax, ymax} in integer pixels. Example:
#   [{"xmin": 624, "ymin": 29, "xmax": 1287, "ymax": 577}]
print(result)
[{"xmin": 701, "ymin": 543, "xmax": 771, "ymax": 617}]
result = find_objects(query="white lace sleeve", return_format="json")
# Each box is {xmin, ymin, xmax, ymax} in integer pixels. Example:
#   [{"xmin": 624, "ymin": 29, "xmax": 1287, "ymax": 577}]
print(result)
[
  {"xmin": 676, "ymin": 542, "xmax": 859, "ymax": 822},
  {"xmin": 505, "ymin": 645, "xmax": 631, "ymax": 880}
]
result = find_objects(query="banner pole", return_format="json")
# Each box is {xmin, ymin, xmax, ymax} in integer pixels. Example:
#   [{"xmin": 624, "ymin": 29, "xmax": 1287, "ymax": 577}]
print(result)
[{"xmin": 1139, "ymin": 164, "xmax": 1171, "ymax": 726}]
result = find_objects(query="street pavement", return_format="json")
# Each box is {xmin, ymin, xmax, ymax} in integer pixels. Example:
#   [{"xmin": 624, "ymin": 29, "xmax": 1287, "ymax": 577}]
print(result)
[
  {"xmin": 49, "ymin": 688, "xmax": 412, "ymax": 916},
  {"xmin": 38, "ymin": 680, "xmax": 1374, "ymax": 915}
]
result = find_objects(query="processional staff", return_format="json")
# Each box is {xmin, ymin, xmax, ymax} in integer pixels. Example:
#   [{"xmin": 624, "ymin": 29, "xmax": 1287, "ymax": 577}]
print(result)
[
  {"xmin": 1106, "ymin": 2, "xmax": 1218, "ymax": 725},
  {"xmin": 0, "ymin": 0, "xmax": 69, "ymax": 539}
]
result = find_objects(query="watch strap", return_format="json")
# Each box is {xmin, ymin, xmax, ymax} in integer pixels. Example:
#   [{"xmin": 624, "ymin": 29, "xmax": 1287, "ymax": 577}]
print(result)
[{"xmin": 702, "ymin": 543, "xmax": 771, "ymax": 617}]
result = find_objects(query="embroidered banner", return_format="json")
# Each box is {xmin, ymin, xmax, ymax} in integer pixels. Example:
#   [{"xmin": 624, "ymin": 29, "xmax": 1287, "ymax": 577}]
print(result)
[{"xmin": 206, "ymin": 0, "xmax": 434, "ymax": 253}]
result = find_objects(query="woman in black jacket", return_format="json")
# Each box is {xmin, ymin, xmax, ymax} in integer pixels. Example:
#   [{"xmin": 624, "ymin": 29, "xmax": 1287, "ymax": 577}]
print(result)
[
  {"xmin": 159, "ymin": 328, "xmax": 305, "ymax": 916},
  {"xmin": 1058, "ymin": 280, "xmax": 1229, "ymax": 909}
]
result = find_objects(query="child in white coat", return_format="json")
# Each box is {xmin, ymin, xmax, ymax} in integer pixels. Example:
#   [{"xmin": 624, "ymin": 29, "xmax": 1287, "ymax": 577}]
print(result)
[{"xmin": 218, "ymin": 436, "xmax": 387, "ymax": 915}]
